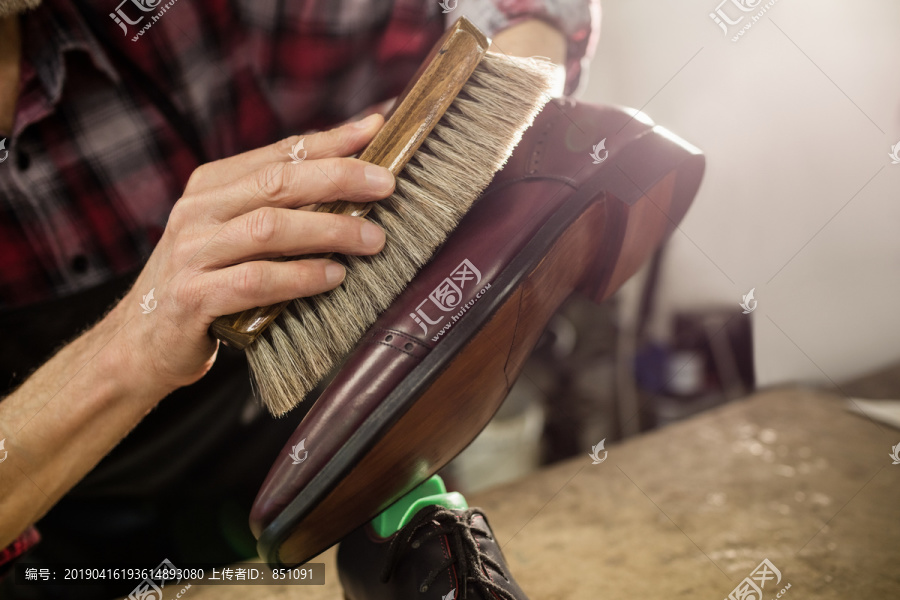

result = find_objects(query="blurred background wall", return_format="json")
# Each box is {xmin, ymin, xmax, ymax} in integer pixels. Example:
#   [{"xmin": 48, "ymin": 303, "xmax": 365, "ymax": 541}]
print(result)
[{"xmin": 580, "ymin": 0, "xmax": 900, "ymax": 388}]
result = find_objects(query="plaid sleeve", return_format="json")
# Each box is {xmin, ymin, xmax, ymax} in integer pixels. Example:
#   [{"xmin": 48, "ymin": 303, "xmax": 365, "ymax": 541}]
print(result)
[
  {"xmin": 453, "ymin": 0, "xmax": 601, "ymax": 94},
  {"xmin": 0, "ymin": 527, "xmax": 40, "ymax": 580}
]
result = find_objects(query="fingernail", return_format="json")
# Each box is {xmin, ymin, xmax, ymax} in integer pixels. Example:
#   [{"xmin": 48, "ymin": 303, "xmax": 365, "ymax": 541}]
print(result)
[
  {"xmin": 365, "ymin": 164, "xmax": 394, "ymax": 192},
  {"xmin": 360, "ymin": 221, "xmax": 385, "ymax": 248},
  {"xmin": 353, "ymin": 113, "xmax": 380, "ymax": 129},
  {"xmin": 325, "ymin": 263, "xmax": 345, "ymax": 285}
]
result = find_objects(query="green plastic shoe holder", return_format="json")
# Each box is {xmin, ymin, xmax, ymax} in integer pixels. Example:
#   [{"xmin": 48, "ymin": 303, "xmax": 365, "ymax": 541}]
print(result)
[{"xmin": 370, "ymin": 475, "xmax": 468, "ymax": 538}]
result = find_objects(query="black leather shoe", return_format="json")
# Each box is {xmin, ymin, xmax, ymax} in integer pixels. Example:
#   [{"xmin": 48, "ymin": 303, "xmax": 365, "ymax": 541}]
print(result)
[{"xmin": 338, "ymin": 504, "xmax": 527, "ymax": 600}]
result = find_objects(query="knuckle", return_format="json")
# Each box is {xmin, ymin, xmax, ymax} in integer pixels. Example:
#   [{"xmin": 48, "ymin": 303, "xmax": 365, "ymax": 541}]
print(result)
[
  {"xmin": 174, "ymin": 275, "xmax": 205, "ymax": 315},
  {"xmin": 246, "ymin": 207, "xmax": 281, "ymax": 244},
  {"xmin": 322, "ymin": 158, "xmax": 354, "ymax": 193},
  {"xmin": 233, "ymin": 263, "xmax": 267, "ymax": 296},
  {"xmin": 294, "ymin": 261, "xmax": 324, "ymax": 293},
  {"xmin": 280, "ymin": 134, "xmax": 301, "ymax": 153},
  {"xmin": 280, "ymin": 135, "xmax": 305, "ymax": 161},
  {"xmin": 335, "ymin": 158, "xmax": 358, "ymax": 185},
  {"xmin": 257, "ymin": 162, "xmax": 287, "ymax": 202},
  {"xmin": 323, "ymin": 214, "xmax": 351, "ymax": 246},
  {"xmin": 166, "ymin": 198, "xmax": 191, "ymax": 232},
  {"xmin": 185, "ymin": 164, "xmax": 211, "ymax": 192},
  {"xmin": 168, "ymin": 235, "xmax": 195, "ymax": 267},
  {"xmin": 323, "ymin": 125, "xmax": 348, "ymax": 150}
]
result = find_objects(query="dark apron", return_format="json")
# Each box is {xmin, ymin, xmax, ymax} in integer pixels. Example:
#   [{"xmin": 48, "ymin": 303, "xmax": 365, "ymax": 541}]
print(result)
[{"xmin": 0, "ymin": 269, "xmax": 310, "ymax": 599}]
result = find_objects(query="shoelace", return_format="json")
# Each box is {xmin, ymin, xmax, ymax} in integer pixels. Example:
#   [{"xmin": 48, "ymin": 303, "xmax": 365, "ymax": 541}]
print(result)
[{"xmin": 380, "ymin": 506, "xmax": 517, "ymax": 600}]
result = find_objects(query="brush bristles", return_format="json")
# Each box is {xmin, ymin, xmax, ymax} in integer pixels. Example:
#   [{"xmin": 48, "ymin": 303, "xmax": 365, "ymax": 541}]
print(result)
[{"xmin": 247, "ymin": 53, "xmax": 555, "ymax": 416}]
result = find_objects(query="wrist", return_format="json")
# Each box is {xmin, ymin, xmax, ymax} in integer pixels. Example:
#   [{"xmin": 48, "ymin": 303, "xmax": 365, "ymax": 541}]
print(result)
[{"xmin": 96, "ymin": 298, "xmax": 178, "ymax": 405}]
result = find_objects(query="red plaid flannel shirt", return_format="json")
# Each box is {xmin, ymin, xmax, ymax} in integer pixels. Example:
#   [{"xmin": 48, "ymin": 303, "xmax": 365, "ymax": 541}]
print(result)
[{"xmin": 0, "ymin": 0, "xmax": 597, "ymax": 568}]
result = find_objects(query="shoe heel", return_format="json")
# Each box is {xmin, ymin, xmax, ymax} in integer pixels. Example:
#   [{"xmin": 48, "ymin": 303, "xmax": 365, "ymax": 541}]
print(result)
[{"xmin": 575, "ymin": 125, "xmax": 705, "ymax": 304}]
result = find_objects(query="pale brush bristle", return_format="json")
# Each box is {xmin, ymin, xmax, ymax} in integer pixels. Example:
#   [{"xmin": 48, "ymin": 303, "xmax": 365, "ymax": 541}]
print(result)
[{"xmin": 247, "ymin": 53, "xmax": 555, "ymax": 416}]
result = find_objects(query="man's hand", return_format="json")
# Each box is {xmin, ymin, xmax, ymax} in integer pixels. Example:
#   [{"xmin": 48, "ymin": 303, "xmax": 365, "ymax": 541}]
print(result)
[
  {"xmin": 0, "ymin": 115, "xmax": 393, "ymax": 546},
  {"xmin": 116, "ymin": 114, "xmax": 394, "ymax": 394}
]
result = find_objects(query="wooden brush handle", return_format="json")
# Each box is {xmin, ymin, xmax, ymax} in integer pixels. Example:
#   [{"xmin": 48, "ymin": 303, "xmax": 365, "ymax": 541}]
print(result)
[{"xmin": 210, "ymin": 17, "xmax": 490, "ymax": 349}]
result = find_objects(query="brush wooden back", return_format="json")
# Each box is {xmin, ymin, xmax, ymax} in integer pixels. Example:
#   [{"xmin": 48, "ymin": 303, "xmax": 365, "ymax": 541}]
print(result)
[{"xmin": 210, "ymin": 18, "xmax": 490, "ymax": 349}]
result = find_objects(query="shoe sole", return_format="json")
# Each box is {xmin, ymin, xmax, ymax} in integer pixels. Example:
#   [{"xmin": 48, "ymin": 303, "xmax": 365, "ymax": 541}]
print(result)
[{"xmin": 258, "ymin": 124, "xmax": 704, "ymax": 566}]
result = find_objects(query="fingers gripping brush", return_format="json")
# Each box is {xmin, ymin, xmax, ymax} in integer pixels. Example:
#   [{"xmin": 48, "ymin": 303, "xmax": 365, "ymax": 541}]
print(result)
[{"xmin": 210, "ymin": 17, "xmax": 554, "ymax": 416}]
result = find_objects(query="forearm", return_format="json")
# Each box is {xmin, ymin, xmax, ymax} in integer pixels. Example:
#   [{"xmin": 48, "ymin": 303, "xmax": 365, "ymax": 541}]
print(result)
[
  {"xmin": 490, "ymin": 19, "xmax": 567, "ymax": 95},
  {"xmin": 456, "ymin": 0, "xmax": 600, "ymax": 95},
  {"xmin": 0, "ymin": 303, "xmax": 171, "ymax": 547}
]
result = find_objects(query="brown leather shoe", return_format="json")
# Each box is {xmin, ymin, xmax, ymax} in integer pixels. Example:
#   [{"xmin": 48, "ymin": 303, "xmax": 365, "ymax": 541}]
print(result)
[
  {"xmin": 250, "ymin": 99, "xmax": 705, "ymax": 566},
  {"xmin": 337, "ymin": 505, "xmax": 526, "ymax": 600}
]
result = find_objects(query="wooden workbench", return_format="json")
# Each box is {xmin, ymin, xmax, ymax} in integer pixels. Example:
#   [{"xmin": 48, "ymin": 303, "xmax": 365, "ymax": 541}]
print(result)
[{"xmin": 187, "ymin": 387, "xmax": 900, "ymax": 599}]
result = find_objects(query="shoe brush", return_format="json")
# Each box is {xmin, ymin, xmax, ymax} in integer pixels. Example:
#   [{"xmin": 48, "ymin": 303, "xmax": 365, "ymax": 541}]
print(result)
[{"xmin": 209, "ymin": 17, "xmax": 554, "ymax": 415}]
